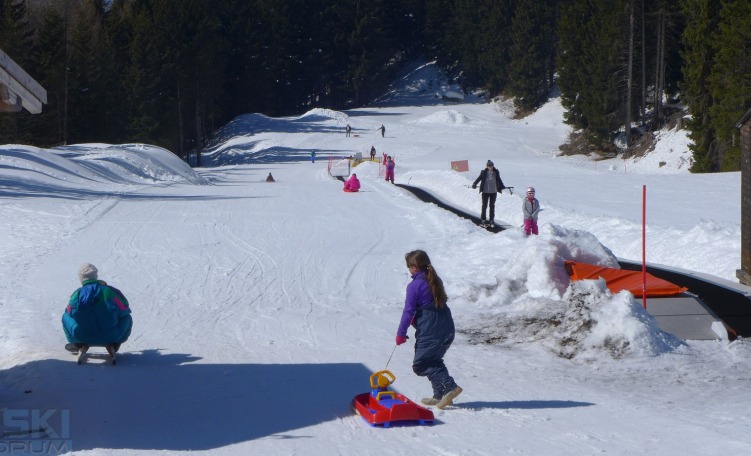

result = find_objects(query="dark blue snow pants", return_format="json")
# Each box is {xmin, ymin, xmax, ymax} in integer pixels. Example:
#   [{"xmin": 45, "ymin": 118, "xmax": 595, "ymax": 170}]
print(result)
[{"xmin": 412, "ymin": 307, "xmax": 458, "ymax": 399}]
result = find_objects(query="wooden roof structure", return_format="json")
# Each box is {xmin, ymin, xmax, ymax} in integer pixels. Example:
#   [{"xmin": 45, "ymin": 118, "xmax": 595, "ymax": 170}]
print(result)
[{"xmin": 0, "ymin": 48, "xmax": 47, "ymax": 114}]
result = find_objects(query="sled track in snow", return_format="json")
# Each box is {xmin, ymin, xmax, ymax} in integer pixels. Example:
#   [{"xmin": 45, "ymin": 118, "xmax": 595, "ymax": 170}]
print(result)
[{"xmin": 395, "ymin": 183, "xmax": 507, "ymax": 232}]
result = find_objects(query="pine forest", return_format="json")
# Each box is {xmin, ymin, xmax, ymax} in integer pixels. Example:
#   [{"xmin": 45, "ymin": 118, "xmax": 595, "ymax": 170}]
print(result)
[{"xmin": 0, "ymin": 0, "xmax": 748, "ymax": 172}]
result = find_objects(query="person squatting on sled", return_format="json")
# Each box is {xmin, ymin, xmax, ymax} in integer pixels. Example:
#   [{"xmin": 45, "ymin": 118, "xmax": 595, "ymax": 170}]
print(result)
[
  {"xmin": 62, "ymin": 263, "xmax": 133, "ymax": 353},
  {"xmin": 523, "ymin": 186, "xmax": 540, "ymax": 235},
  {"xmin": 395, "ymin": 250, "xmax": 462, "ymax": 409},
  {"xmin": 343, "ymin": 173, "xmax": 361, "ymax": 192},
  {"xmin": 472, "ymin": 160, "xmax": 506, "ymax": 228}
]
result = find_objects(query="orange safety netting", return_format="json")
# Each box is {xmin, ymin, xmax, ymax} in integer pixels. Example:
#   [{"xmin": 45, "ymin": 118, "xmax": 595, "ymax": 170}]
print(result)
[{"xmin": 564, "ymin": 260, "xmax": 688, "ymax": 298}]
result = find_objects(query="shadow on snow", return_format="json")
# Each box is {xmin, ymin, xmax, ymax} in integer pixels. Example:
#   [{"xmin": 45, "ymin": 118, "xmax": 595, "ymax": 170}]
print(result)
[{"xmin": 1, "ymin": 350, "xmax": 372, "ymax": 451}]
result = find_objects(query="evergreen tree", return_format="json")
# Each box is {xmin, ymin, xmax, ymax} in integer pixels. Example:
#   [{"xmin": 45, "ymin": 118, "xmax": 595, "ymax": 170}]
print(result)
[
  {"xmin": 346, "ymin": 0, "xmax": 413, "ymax": 106},
  {"xmin": 706, "ymin": 0, "xmax": 751, "ymax": 171},
  {"xmin": 98, "ymin": 0, "xmax": 135, "ymax": 144},
  {"xmin": 67, "ymin": 1, "xmax": 109, "ymax": 144},
  {"xmin": 422, "ymin": 0, "xmax": 453, "ymax": 59},
  {"xmin": 123, "ymin": 0, "xmax": 164, "ymax": 144},
  {"xmin": 28, "ymin": 6, "xmax": 67, "ymax": 146},
  {"xmin": 508, "ymin": 0, "xmax": 557, "ymax": 112},
  {"xmin": 558, "ymin": 0, "xmax": 629, "ymax": 143},
  {"xmin": 441, "ymin": 0, "xmax": 514, "ymax": 94},
  {"xmin": 680, "ymin": 0, "xmax": 721, "ymax": 172}
]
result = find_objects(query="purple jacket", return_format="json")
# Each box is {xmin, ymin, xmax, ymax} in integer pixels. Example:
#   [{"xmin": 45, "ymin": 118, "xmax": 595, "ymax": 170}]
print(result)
[{"xmin": 397, "ymin": 271, "xmax": 435, "ymax": 338}]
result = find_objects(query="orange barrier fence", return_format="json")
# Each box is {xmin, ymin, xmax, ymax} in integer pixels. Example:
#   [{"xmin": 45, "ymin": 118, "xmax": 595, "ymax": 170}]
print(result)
[{"xmin": 565, "ymin": 260, "xmax": 688, "ymax": 298}]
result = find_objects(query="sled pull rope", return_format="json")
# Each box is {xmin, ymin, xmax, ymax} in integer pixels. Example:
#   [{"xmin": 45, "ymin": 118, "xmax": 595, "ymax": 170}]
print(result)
[{"xmin": 384, "ymin": 344, "xmax": 397, "ymax": 370}]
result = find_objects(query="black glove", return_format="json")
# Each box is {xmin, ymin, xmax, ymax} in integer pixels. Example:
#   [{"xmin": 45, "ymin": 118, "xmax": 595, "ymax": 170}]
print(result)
[{"xmin": 472, "ymin": 184, "xmax": 476, "ymax": 189}]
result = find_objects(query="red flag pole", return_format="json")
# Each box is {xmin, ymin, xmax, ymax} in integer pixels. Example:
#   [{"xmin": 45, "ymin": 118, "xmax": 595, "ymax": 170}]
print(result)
[{"xmin": 642, "ymin": 185, "xmax": 647, "ymax": 309}]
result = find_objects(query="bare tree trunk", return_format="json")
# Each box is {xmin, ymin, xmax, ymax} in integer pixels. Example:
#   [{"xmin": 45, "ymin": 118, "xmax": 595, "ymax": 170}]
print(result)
[
  {"xmin": 653, "ymin": 9, "xmax": 664, "ymax": 129},
  {"xmin": 640, "ymin": 0, "xmax": 646, "ymax": 125},
  {"xmin": 63, "ymin": 0, "xmax": 70, "ymax": 145},
  {"xmin": 195, "ymin": 79, "xmax": 202, "ymax": 167},
  {"xmin": 658, "ymin": 12, "xmax": 666, "ymax": 125},
  {"xmin": 177, "ymin": 84, "xmax": 184, "ymax": 161},
  {"xmin": 626, "ymin": 0, "xmax": 634, "ymax": 146}
]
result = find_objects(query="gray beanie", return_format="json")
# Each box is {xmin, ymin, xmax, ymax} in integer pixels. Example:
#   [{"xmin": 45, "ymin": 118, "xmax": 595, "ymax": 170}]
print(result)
[
  {"xmin": 78, "ymin": 263, "xmax": 98, "ymax": 283},
  {"xmin": 486, "ymin": 160, "xmax": 494, "ymax": 167}
]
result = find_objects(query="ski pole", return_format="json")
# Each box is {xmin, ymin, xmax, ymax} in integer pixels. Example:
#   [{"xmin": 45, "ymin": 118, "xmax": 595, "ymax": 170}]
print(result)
[{"xmin": 384, "ymin": 344, "xmax": 398, "ymax": 370}]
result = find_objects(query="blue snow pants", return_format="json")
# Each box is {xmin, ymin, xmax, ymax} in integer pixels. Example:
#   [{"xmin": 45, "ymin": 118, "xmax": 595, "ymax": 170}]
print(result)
[{"xmin": 412, "ymin": 306, "xmax": 459, "ymax": 399}]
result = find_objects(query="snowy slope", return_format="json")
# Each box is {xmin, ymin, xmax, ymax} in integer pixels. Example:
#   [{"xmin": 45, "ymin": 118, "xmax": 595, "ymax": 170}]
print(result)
[{"xmin": 0, "ymin": 62, "xmax": 749, "ymax": 455}]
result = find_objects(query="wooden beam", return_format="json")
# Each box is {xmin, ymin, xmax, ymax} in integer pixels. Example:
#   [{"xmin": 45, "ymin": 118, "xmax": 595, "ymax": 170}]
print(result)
[
  {"xmin": 0, "ymin": 48, "xmax": 47, "ymax": 114},
  {"xmin": 0, "ymin": 84, "xmax": 22, "ymax": 112}
]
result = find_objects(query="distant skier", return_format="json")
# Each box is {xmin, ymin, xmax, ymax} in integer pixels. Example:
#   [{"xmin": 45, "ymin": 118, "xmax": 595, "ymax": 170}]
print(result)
[
  {"xmin": 370, "ymin": 146, "xmax": 376, "ymax": 161},
  {"xmin": 346, "ymin": 124, "xmax": 352, "ymax": 137},
  {"xmin": 523, "ymin": 187, "xmax": 540, "ymax": 235},
  {"xmin": 396, "ymin": 250, "xmax": 462, "ymax": 409},
  {"xmin": 385, "ymin": 156, "xmax": 395, "ymax": 183},
  {"xmin": 311, "ymin": 150, "xmax": 316, "ymax": 163},
  {"xmin": 379, "ymin": 124, "xmax": 385, "ymax": 137},
  {"xmin": 266, "ymin": 172, "xmax": 275, "ymax": 182},
  {"xmin": 62, "ymin": 263, "xmax": 132, "ymax": 354},
  {"xmin": 471, "ymin": 160, "xmax": 506, "ymax": 228},
  {"xmin": 343, "ymin": 173, "xmax": 361, "ymax": 192}
]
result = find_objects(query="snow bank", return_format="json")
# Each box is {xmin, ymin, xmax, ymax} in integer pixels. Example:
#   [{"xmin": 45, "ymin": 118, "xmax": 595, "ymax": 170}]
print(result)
[
  {"xmin": 414, "ymin": 110, "xmax": 470, "ymax": 125},
  {"xmin": 450, "ymin": 223, "xmax": 681, "ymax": 360},
  {"xmin": 0, "ymin": 143, "xmax": 207, "ymax": 187}
]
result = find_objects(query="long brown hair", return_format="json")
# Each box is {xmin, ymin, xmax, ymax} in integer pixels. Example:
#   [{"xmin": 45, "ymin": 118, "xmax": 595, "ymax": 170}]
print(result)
[{"xmin": 405, "ymin": 250, "xmax": 448, "ymax": 308}]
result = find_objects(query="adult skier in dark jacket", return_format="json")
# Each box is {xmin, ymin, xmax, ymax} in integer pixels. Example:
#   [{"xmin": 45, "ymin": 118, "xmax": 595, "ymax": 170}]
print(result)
[
  {"xmin": 472, "ymin": 160, "xmax": 506, "ymax": 227},
  {"xmin": 395, "ymin": 250, "xmax": 462, "ymax": 409}
]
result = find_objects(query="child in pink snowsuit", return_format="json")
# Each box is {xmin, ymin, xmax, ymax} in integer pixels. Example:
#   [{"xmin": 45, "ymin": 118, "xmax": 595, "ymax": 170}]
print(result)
[
  {"xmin": 523, "ymin": 187, "xmax": 540, "ymax": 235},
  {"xmin": 385, "ymin": 156, "xmax": 395, "ymax": 183},
  {"xmin": 343, "ymin": 174, "xmax": 361, "ymax": 192}
]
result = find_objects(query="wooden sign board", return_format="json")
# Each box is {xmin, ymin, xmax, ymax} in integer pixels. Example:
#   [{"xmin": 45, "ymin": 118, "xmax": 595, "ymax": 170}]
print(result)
[{"xmin": 450, "ymin": 160, "xmax": 469, "ymax": 172}]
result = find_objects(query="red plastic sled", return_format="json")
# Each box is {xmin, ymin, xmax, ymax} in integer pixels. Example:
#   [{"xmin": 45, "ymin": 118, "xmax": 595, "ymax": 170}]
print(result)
[{"xmin": 351, "ymin": 370, "xmax": 434, "ymax": 427}]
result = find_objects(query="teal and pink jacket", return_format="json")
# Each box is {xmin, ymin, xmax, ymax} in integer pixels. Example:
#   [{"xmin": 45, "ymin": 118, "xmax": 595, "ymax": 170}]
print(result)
[{"xmin": 62, "ymin": 280, "xmax": 133, "ymax": 345}]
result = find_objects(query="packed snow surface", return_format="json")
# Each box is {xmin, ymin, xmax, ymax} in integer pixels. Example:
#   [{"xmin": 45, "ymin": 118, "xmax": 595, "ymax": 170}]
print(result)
[{"xmin": 1, "ymin": 62, "xmax": 748, "ymax": 455}]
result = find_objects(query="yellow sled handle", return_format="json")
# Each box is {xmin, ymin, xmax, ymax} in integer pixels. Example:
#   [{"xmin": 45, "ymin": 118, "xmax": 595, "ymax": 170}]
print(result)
[
  {"xmin": 370, "ymin": 370, "xmax": 396, "ymax": 388},
  {"xmin": 375, "ymin": 391, "xmax": 397, "ymax": 401}
]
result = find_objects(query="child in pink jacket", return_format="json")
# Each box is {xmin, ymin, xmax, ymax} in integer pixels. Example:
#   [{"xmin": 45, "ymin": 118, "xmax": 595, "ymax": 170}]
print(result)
[{"xmin": 343, "ymin": 174, "xmax": 361, "ymax": 192}]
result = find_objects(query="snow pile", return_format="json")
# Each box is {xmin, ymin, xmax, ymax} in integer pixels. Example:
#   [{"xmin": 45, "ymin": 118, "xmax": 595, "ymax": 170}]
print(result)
[
  {"xmin": 443, "ymin": 221, "xmax": 683, "ymax": 360},
  {"xmin": 299, "ymin": 108, "xmax": 349, "ymax": 125},
  {"xmin": 414, "ymin": 110, "xmax": 471, "ymax": 125},
  {"xmin": 460, "ymin": 278, "xmax": 683, "ymax": 360},
  {"xmin": 462, "ymin": 282, "xmax": 682, "ymax": 358},
  {"xmin": 0, "ymin": 143, "xmax": 207, "ymax": 188}
]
